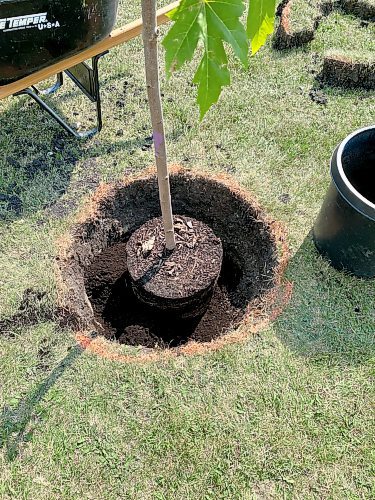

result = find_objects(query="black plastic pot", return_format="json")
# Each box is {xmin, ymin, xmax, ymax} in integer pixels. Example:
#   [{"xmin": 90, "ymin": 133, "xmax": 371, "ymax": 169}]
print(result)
[
  {"xmin": 0, "ymin": 0, "xmax": 118, "ymax": 85},
  {"xmin": 313, "ymin": 125, "xmax": 375, "ymax": 278}
]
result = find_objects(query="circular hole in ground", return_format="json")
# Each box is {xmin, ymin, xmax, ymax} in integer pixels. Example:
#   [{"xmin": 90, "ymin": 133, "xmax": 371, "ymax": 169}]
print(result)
[{"xmin": 57, "ymin": 167, "xmax": 288, "ymax": 352}]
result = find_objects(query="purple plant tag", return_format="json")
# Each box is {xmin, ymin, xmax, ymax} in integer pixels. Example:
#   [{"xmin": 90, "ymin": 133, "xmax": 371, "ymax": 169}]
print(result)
[{"xmin": 153, "ymin": 131, "xmax": 164, "ymax": 158}]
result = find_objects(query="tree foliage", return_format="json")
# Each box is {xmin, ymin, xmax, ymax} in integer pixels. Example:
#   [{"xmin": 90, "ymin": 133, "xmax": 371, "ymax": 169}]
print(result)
[{"xmin": 163, "ymin": 0, "xmax": 278, "ymax": 118}]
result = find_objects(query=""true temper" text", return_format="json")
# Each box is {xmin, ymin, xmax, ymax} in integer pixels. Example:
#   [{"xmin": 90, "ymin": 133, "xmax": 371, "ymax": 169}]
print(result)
[{"xmin": 0, "ymin": 13, "xmax": 60, "ymax": 32}]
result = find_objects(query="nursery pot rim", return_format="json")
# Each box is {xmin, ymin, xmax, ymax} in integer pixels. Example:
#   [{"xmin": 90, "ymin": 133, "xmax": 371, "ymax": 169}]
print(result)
[{"xmin": 332, "ymin": 125, "xmax": 375, "ymax": 221}]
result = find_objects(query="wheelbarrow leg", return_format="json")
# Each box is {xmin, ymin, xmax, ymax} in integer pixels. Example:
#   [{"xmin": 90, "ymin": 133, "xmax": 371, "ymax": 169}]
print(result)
[
  {"xmin": 15, "ymin": 87, "xmax": 82, "ymax": 138},
  {"xmin": 14, "ymin": 52, "xmax": 107, "ymax": 139},
  {"xmin": 33, "ymin": 73, "xmax": 64, "ymax": 96}
]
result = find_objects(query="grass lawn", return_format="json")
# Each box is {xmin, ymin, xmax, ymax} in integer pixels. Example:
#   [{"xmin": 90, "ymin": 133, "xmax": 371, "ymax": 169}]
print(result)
[{"xmin": 0, "ymin": 1, "xmax": 374, "ymax": 498}]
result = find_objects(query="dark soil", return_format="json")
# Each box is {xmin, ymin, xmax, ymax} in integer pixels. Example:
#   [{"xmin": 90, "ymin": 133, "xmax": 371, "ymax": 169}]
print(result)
[
  {"xmin": 126, "ymin": 216, "xmax": 223, "ymax": 309},
  {"xmin": 320, "ymin": 55, "xmax": 375, "ymax": 90},
  {"xmin": 309, "ymin": 88, "xmax": 328, "ymax": 105},
  {"xmin": 58, "ymin": 170, "xmax": 280, "ymax": 349},
  {"xmin": 86, "ymin": 242, "xmax": 243, "ymax": 348},
  {"xmin": 279, "ymin": 193, "xmax": 291, "ymax": 204}
]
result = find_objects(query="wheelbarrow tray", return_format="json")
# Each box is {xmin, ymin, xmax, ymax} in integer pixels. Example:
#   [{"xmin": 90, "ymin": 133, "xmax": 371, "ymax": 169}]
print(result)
[{"xmin": 0, "ymin": 0, "xmax": 118, "ymax": 85}]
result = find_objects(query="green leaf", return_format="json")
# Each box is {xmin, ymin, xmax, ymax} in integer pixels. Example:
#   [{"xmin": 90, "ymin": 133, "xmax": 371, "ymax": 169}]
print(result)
[
  {"xmin": 163, "ymin": 0, "xmax": 248, "ymax": 118},
  {"xmin": 165, "ymin": 6, "xmax": 179, "ymax": 20},
  {"xmin": 247, "ymin": 0, "xmax": 277, "ymax": 55},
  {"xmin": 163, "ymin": 0, "xmax": 202, "ymax": 77},
  {"xmin": 193, "ymin": 29, "xmax": 231, "ymax": 119}
]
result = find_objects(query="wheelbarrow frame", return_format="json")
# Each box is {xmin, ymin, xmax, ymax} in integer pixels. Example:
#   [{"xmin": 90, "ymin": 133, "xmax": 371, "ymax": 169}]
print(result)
[{"xmin": 0, "ymin": 2, "xmax": 178, "ymax": 137}]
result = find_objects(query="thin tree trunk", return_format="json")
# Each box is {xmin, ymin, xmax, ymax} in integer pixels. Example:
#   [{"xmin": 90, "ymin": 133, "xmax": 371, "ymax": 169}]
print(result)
[{"xmin": 141, "ymin": 0, "xmax": 176, "ymax": 250}]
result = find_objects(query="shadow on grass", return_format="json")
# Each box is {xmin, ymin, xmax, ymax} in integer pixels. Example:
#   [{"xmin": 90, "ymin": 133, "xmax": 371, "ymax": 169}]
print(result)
[
  {"xmin": 0, "ymin": 95, "xmax": 83, "ymax": 221},
  {"xmin": 274, "ymin": 232, "xmax": 375, "ymax": 366},
  {"xmin": 0, "ymin": 345, "xmax": 83, "ymax": 462},
  {"xmin": 0, "ymin": 95, "xmax": 150, "ymax": 221}
]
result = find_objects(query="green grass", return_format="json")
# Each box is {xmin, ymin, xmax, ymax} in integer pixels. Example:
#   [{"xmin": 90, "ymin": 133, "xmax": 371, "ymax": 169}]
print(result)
[
  {"xmin": 1, "ymin": 1, "xmax": 374, "ymax": 498},
  {"xmin": 312, "ymin": 8, "xmax": 375, "ymax": 54},
  {"xmin": 288, "ymin": 0, "xmax": 322, "ymax": 33},
  {"xmin": 325, "ymin": 48, "xmax": 374, "ymax": 64}
]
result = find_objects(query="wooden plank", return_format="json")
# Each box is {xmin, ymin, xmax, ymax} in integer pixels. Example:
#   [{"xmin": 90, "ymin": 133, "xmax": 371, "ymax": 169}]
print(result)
[{"xmin": 0, "ymin": 1, "xmax": 179, "ymax": 100}]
